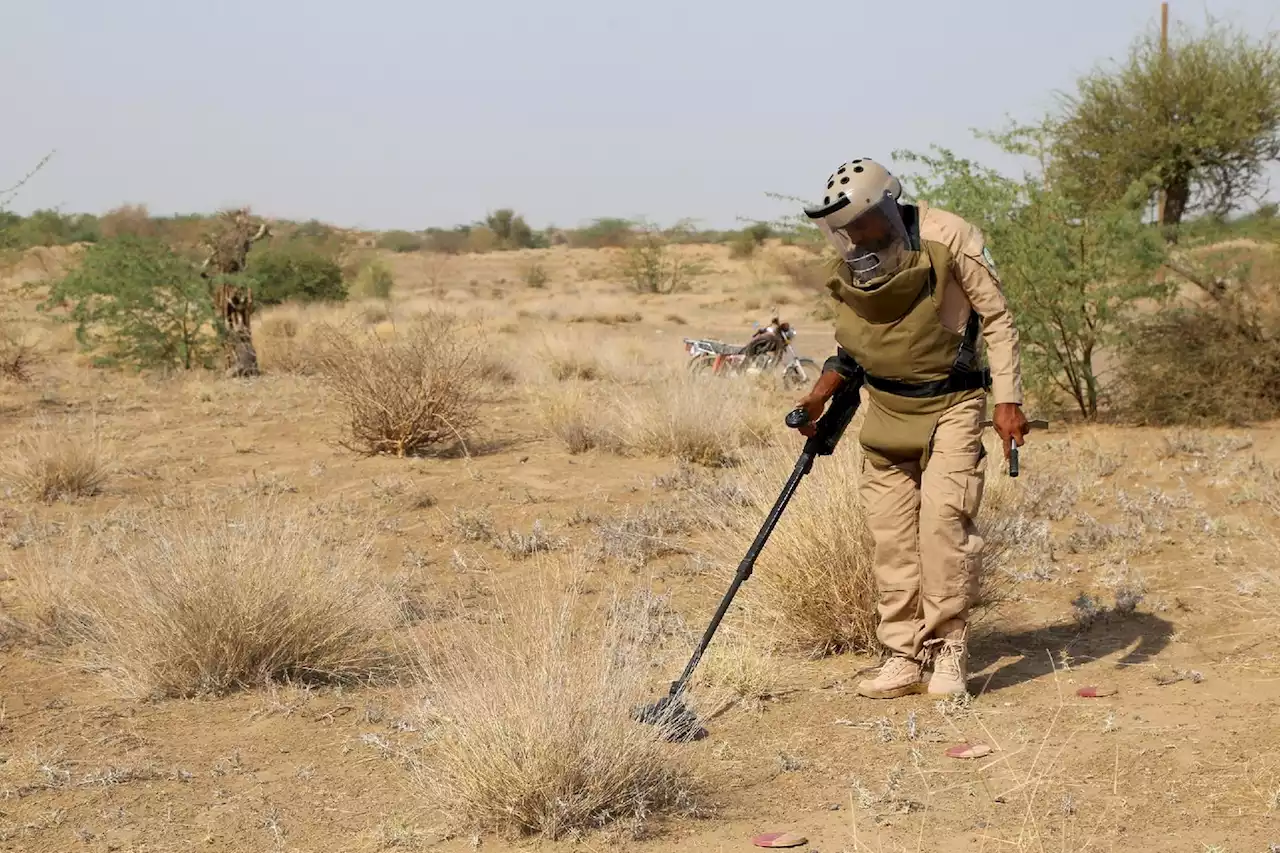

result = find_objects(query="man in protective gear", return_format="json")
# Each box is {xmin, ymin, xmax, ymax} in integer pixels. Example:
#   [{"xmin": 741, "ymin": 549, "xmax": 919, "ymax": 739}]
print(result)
[{"xmin": 794, "ymin": 158, "xmax": 1027, "ymax": 698}]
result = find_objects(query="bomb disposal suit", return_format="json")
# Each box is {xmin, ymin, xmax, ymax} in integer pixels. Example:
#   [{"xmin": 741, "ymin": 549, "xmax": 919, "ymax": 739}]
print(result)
[{"xmin": 795, "ymin": 158, "xmax": 1028, "ymax": 698}]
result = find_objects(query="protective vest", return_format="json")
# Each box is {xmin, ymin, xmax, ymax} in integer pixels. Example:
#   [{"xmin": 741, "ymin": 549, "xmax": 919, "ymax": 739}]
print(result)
[{"xmin": 825, "ymin": 238, "xmax": 989, "ymax": 469}]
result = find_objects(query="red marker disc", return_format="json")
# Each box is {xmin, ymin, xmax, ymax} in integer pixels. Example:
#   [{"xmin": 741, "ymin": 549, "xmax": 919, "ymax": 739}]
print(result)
[
  {"xmin": 1077, "ymin": 686, "xmax": 1118, "ymax": 698},
  {"xmin": 752, "ymin": 831, "xmax": 809, "ymax": 848},
  {"xmin": 945, "ymin": 743, "xmax": 994, "ymax": 759}
]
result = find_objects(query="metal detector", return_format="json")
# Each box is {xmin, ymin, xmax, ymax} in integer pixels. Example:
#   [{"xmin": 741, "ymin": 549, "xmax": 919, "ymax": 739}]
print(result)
[
  {"xmin": 631, "ymin": 375, "xmax": 865, "ymax": 742},
  {"xmin": 979, "ymin": 417, "xmax": 1049, "ymax": 477}
]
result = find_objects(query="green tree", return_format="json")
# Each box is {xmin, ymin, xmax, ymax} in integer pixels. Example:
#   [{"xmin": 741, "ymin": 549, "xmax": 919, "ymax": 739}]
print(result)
[
  {"xmin": 895, "ymin": 128, "xmax": 1169, "ymax": 418},
  {"xmin": 1050, "ymin": 16, "xmax": 1280, "ymax": 230},
  {"xmin": 245, "ymin": 244, "xmax": 347, "ymax": 305},
  {"xmin": 485, "ymin": 208, "xmax": 536, "ymax": 249},
  {"xmin": 39, "ymin": 236, "xmax": 217, "ymax": 370}
]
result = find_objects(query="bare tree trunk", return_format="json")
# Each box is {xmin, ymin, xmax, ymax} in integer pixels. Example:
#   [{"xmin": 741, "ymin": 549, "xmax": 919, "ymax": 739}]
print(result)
[
  {"xmin": 201, "ymin": 210, "xmax": 269, "ymax": 377},
  {"xmin": 214, "ymin": 281, "xmax": 260, "ymax": 377},
  {"xmin": 1160, "ymin": 168, "xmax": 1192, "ymax": 230}
]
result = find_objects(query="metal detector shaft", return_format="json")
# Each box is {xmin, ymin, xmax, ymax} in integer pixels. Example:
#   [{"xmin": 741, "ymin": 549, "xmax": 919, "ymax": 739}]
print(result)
[
  {"xmin": 660, "ymin": 373, "xmax": 864, "ymax": 701},
  {"xmin": 665, "ymin": 450, "xmax": 814, "ymax": 696}
]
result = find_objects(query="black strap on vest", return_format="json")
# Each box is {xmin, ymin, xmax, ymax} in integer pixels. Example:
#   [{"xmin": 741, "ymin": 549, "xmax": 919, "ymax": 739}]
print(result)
[
  {"xmin": 864, "ymin": 367, "xmax": 990, "ymax": 398},
  {"xmin": 863, "ymin": 203, "xmax": 989, "ymax": 399}
]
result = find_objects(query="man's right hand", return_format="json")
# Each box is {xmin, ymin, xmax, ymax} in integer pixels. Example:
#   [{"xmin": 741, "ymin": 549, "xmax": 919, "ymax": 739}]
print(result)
[
  {"xmin": 792, "ymin": 370, "xmax": 846, "ymax": 437},
  {"xmin": 793, "ymin": 394, "xmax": 827, "ymax": 437}
]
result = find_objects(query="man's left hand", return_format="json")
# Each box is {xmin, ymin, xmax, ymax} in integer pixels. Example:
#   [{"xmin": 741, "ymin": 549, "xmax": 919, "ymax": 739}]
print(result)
[{"xmin": 992, "ymin": 402, "xmax": 1028, "ymax": 460}]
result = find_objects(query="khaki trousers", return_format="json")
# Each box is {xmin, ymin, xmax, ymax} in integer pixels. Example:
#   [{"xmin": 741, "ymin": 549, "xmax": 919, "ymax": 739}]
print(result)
[{"xmin": 857, "ymin": 396, "xmax": 987, "ymax": 660}]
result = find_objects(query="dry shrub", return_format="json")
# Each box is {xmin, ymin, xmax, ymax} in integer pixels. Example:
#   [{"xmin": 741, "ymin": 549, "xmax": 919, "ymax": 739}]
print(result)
[
  {"xmin": 701, "ymin": 437, "xmax": 1012, "ymax": 658},
  {"xmin": 3, "ymin": 421, "xmax": 113, "ymax": 503},
  {"xmin": 476, "ymin": 349, "xmax": 519, "ymax": 387},
  {"xmin": 313, "ymin": 312, "xmax": 483, "ymax": 456},
  {"xmin": 98, "ymin": 204, "xmax": 158, "ymax": 239},
  {"xmin": 416, "ymin": 559, "xmax": 700, "ymax": 840},
  {"xmin": 1116, "ymin": 305, "xmax": 1280, "ymax": 426},
  {"xmin": 592, "ymin": 502, "xmax": 693, "ymax": 568},
  {"xmin": 15, "ymin": 499, "xmax": 408, "ymax": 698},
  {"xmin": 0, "ymin": 320, "xmax": 43, "ymax": 382}
]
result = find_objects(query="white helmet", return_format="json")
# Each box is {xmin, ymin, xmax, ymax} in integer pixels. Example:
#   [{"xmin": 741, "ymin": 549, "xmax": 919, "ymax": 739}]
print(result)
[{"xmin": 803, "ymin": 158, "xmax": 910, "ymax": 284}]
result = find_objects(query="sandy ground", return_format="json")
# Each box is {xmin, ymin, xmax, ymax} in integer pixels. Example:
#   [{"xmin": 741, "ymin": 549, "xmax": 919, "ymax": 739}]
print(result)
[{"xmin": 1, "ymin": 241, "xmax": 1277, "ymax": 853}]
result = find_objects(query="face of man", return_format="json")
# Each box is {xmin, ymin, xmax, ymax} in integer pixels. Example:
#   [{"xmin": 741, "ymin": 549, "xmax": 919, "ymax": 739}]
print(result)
[{"xmin": 838, "ymin": 207, "xmax": 895, "ymax": 253}]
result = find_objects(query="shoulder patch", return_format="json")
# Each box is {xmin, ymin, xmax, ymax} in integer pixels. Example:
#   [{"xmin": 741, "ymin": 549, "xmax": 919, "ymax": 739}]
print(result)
[{"xmin": 981, "ymin": 246, "xmax": 997, "ymax": 274}]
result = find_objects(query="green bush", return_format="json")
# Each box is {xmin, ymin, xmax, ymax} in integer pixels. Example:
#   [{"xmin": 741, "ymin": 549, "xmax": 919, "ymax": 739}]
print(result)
[
  {"xmin": 568, "ymin": 218, "xmax": 634, "ymax": 249},
  {"xmin": 352, "ymin": 260, "xmax": 395, "ymax": 300},
  {"xmin": 39, "ymin": 236, "xmax": 216, "ymax": 370},
  {"xmin": 246, "ymin": 245, "xmax": 346, "ymax": 305},
  {"xmin": 424, "ymin": 228, "xmax": 470, "ymax": 254},
  {"xmin": 376, "ymin": 230, "xmax": 424, "ymax": 253},
  {"xmin": 616, "ymin": 229, "xmax": 707, "ymax": 294},
  {"xmin": 0, "ymin": 209, "xmax": 100, "ymax": 250}
]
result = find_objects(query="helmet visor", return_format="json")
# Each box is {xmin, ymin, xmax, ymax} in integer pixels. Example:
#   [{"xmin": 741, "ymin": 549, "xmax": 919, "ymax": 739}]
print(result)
[{"xmin": 808, "ymin": 196, "xmax": 910, "ymax": 284}]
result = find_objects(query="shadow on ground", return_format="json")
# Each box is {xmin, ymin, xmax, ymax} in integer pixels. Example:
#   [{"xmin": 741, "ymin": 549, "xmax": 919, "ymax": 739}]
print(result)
[{"xmin": 971, "ymin": 611, "xmax": 1175, "ymax": 694}]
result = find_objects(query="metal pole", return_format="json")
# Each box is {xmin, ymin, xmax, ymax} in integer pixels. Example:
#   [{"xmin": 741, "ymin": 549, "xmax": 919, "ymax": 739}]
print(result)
[{"xmin": 1157, "ymin": 2, "xmax": 1170, "ymax": 225}]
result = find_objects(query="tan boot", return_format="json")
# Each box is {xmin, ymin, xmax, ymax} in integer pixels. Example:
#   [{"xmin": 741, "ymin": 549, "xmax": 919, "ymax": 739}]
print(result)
[
  {"xmin": 856, "ymin": 655, "xmax": 928, "ymax": 699},
  {"xmin": 926, "ymin": 633, "xmax": 970, "ymax": 696}
]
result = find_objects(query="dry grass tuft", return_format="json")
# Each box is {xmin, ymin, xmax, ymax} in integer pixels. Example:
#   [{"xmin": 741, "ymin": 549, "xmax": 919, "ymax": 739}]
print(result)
[
  {"xmin": 15, "ymin": 499, "xmax": 410, "ymax": 698},
  {"xmin": 535, "ymin": 371, "xmax": 776, "ymax": 465},
  {"xmin": 416, "ymin": 559, "xmax": 700, "ymax": 840},
  {"xmin": 254, "ymin": 303, "xmax": 355, "ymax": 375},
  {"xmin": 2, "ymin": 421, "xmax": 113, "ymax": 503},
  {"xmin": 313, "ymin": 312, "xmax": 484, "ymax": 456},
  {"xmin": 532, "ymin": 331, "xmax": 635, "ymax": 383},
  {"xmin": 534, "ymin": 381, "xmax": 601, "ymax": 454},
  {"xmin": 609, "ymin": 374, "xmax": 773, "ymax": 466},
  {"xmin": 694, "ymin": 633, "xmax": 788, "ymax": 713}
]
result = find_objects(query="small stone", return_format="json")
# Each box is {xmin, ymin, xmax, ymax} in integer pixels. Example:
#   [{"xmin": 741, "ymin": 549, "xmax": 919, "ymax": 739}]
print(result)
[{"xmin": 827, "ymin": 802, "xmax": 841, "ymax": 810}]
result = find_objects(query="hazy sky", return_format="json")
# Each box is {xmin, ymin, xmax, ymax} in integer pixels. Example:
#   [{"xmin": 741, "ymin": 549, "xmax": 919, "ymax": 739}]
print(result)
[{"xmin": 4, "ymin": 0, "xmax": 1278, "ymax": 231}]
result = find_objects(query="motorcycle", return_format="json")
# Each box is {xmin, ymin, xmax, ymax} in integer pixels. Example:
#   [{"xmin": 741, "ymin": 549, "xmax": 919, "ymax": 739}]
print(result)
[{"xmin": 682, "ymin": 317, "xmax": 819, "ymax": 389}]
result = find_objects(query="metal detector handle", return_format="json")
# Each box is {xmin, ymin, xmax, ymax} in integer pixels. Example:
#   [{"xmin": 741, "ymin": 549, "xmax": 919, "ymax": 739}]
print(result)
[
  {"xmin": 978, "ymin": 418, "xmax": 1046, "ymax": 479},
  {"xmin": 785, "ymin": 371, "xmax": 864, "ymax": 457}
]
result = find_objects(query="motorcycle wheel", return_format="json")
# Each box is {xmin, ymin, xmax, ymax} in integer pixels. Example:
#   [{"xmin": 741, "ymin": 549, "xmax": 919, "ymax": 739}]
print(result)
[
  {"xmin": 687, "ymin": 354, "xmax": 717, "ymax": 375},
  {"xmin": 782, "ymin": 357, "xmax": 819, "ymax": 389}
]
